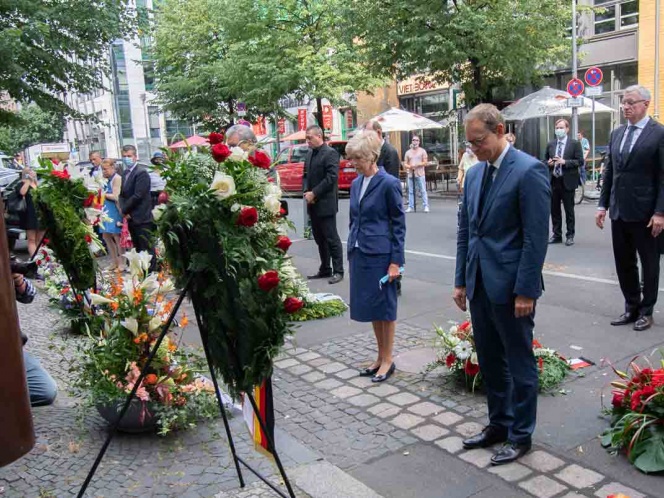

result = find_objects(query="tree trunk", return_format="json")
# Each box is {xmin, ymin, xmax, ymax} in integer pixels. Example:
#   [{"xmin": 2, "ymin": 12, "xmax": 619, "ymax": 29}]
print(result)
[
  {"xmin": 228, "ymin": 99, "xmax": 235, "ymax": 125},
  {"xmin": 468, "ymin": 58, "xmax": 490, "ymax": 105},
  {"xmin": 315, "ymin": 97, "xmax": 324, "ymax": 139}
]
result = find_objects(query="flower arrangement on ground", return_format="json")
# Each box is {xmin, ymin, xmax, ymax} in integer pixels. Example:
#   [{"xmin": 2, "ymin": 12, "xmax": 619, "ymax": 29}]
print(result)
[
  {"xmin": 33, "ymin": 161, "xmax": 105, "ymax": 290},
  {"xmin": 430, "ymin": 320, "xmax": 570, "ymax": 392},
  {"xmin": 153, "ymin": 144, "xmax": 301, "ymax": 397},
  {"xmin": 71, "ymin": 250, "xmax": 219, "ymax": 435},
  {"xmin": 601, "ymin": 354, "xmax": 664, "ymax": 473}
]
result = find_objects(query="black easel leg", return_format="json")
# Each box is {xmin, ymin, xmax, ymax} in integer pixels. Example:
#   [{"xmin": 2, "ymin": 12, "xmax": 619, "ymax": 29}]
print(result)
[
  {"xmin": 190, "ymin": 299, "xmax": 245, "ymax": 488},
  {"xmin": 76, "ymin": 275, "xmax": 194, "ymax": 498}
]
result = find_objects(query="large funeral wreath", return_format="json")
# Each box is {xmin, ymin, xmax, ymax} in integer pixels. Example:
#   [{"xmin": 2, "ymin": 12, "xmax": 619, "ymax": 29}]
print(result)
[{"xmin": 155, "ymin": 140, "xmax": 300, "ymax": 397}]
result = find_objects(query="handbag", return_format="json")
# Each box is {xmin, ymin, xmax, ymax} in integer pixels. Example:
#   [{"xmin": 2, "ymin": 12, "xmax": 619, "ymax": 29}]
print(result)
[{"xmin": 5, "ymin": 188, "xmax": 27, "ymax": 214}]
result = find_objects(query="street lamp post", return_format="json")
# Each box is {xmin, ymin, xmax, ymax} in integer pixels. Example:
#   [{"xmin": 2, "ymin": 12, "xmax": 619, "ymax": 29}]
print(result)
[{"xmin": 571, "ymin": 0, "xmax": 579, "ymax": 136}]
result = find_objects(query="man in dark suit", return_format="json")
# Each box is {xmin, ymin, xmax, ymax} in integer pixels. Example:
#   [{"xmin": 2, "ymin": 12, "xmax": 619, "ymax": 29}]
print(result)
[
  {"xmin": 119, "ymin": 144, "xmax": 156, "ymax": 270},
  {"xmin": 364, "ymin": 120, "xmax": 400, "ymax": 178},
  {"xmin": 545, "ymin": 119, "xmax": 584, "ymax": 246},
  {"xmin": 454, "ymin": 104, "xmax": 550, "ymax": 465},
  {"xmin": 596, "ymin": 84, "xmax": 664, "ymax": 332},
  {"xmin": 303, "ymin": 125, "xmax": 344, "ymax": 284}
]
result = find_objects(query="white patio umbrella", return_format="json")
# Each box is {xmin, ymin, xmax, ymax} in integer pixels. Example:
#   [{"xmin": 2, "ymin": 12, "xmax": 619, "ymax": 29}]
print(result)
[
  {"xmin": 501, "ymin": 86, "xmax": 616, "ymax": 121},
  {"xmin": 371, "ymin": 107, "xmax": 444, "ymax": 132}
]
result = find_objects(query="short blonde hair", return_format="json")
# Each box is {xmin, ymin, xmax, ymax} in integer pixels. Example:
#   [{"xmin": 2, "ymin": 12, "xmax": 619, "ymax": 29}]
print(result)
[
  {"xmin": 346, "ymin": 130, "xmax": 381, "ymax": 162},
  {"xmin": 101, "ymin": 158, "xmax": 116, "ymax": 170}
]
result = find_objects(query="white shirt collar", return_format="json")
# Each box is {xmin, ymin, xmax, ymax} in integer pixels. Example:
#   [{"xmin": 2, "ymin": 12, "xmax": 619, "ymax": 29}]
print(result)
[
  {"xmin": 490, "ymin": 143, "xmax": 511, "ymax": 170},
  {"xmin": 630, "ymin": 115, "xmax": 650, "ymax": 130}
]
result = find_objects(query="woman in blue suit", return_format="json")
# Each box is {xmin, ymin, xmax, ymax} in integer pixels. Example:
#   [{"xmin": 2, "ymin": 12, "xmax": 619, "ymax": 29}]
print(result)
[{"xmin": 347, "ymin": 131, "xmax": 406, "ymax": 383}]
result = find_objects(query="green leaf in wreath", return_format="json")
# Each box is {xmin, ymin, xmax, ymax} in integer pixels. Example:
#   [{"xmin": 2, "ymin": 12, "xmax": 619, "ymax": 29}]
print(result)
[{"xmin": 632, "ymin": 427, "xmax": 664, "ymax": 473}]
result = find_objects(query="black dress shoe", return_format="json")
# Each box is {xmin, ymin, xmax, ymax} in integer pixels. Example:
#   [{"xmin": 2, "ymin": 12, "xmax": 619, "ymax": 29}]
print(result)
[
  {"xmin": 610, "ymin": 312, "xmax": 638, "ymax": 326},
  {"xmin": 359, "ymin": 366, "xmax": 380, "ymax": 377},
  {"xmin": 634, "ymin": 315, "xmax": 654, "ymax": 331},
  {"xmin": 328, "ymin": 273, "xmax": 344, "ymax": 284},
  {"xmin": 490, "ymin": 442, "xmax": 531, "ymax": 465},
  {"xmin": 462, "ymin": 426, "xmax": 508, "ymax": 450},
  {"xmin": 307, "ymin": 272, "xmax": 332, "ymax": 280},
  {"xmin": 548, "ymin": 236, "xmax": 562, "ymax": 244},
  {"xmin": 371, "ymin": 363, "xmax": 396, "ymax": 383},
  {"xmin": 565, "ymin": 237, "xmax": 574, "ymax": 246}
]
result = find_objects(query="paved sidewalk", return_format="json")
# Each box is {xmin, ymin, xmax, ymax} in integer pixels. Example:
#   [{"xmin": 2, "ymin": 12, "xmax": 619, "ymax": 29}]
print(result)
[{"xmin": 1, "ymin": 280, "xmax": 657, "ymax": 498}]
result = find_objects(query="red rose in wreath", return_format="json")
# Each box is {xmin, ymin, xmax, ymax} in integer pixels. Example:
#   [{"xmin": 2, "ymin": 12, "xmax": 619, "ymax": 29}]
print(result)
[
  {"xmin": 464, "ymin": 359, "xmax": 480, "ymax": 377},
  {"xmin": 51, "ymin": 169, "xmax": 70, "ymax": 180},
  {"xmin": 208, "ymin": 132, "xmax": 225, "ymax": 145},
  {"xmin": 85, "ymin": 234, "xmax": 92, "ymax": 243},
  {"xmin": 248, "ymin": 150, "xmax": 271, "ymax": 169},
  {"xmin": 458, "ymin": 321, "xmax": 471, "ymax": 331},
  {"xmin": 275, "ymin": 236, "xmax": 292, "ymax": 252},
  {"xmin": 236, "ymin": 206, "xmax": 258, "ymax": 227},
  {"xmin": 211, "ymin": 143, "xmax": 232, "ymax": 162},
  {"xmin": 83, "ymin": 193, "xmax": 95, "ymax": 207},
  {"xmin": 284, "ymin": 297, "xmax": 304, "ymax": 314},
  {"xmin": 257, "ymin": 270, "xmax": 280, "ymax": 292},
  {"xmin": 611, "ymin": 390, "xmax": 625, "ymax": 408},
  {"xmin": 445, "ymin": 353, "xmax": 457, "ymax": 368}
]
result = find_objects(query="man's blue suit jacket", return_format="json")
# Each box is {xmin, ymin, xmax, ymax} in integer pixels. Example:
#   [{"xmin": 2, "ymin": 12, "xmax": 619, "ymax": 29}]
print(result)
[{"xmin": 455, "ymin": 146, "xmax": 550, "ymax": 304}]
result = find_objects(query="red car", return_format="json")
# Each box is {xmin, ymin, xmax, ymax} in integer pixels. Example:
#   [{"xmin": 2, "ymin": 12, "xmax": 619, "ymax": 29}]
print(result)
[{"xmin": 274, "ymin": 141, "xmax": 357, "ymax": 193}]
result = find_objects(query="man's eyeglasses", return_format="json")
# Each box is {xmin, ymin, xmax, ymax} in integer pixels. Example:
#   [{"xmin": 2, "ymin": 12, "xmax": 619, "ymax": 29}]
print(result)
[
  {"xmin": 621, "ymin": 99, "xmax": 646, "ymax": 108},
  {"xmin": 467, "ymin": 134, "xmax": 489, "ymax": 147}
]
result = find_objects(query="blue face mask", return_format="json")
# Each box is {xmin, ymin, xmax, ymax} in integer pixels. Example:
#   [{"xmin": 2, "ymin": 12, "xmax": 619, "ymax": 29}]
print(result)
[
  {"xmin": 122, "ymin": 157, "xmax": 134, "ymax": 168},
  {"xmin": 555, "ymin": 129, "xmax": 567, "ymax": 139}
]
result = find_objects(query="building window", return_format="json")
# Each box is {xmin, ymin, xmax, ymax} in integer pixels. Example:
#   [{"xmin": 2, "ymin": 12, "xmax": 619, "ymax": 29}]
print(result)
[
  {"xmin": 165, "ymin": 113, "xmax": 193, "ymax": 143},
  {"xmin": 593, "ymin": 0, "xmax": 638, "ymax": 35},
  {"xmin": 111, "ymin": 42, "xmax": 134, "ymax": 141}
]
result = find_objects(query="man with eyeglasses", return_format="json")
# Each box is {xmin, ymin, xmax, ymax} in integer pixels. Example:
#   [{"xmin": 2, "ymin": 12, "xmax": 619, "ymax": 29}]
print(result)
[
  {"xmin": 596, "ymin": 85, "xmax": 664, "ymax": 332},
  {"xmin": 454, "ymin": 104, "xmax": 550, "ymax": 465}
]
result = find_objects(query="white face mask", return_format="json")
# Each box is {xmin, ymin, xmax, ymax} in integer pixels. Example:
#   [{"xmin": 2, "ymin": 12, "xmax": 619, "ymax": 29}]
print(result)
[{"xmin": 555, "ymin": 129, "xmax": 567, "ymax": 139}]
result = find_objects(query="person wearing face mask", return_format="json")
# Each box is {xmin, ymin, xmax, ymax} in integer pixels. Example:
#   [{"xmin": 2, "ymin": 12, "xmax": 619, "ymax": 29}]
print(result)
[
  {"xmin": 544, "ymin": 119, "xmax": 584, "ymax": 246},
  {"xmin": 118, "ymin": 144, "xmax": 155, "ymax": 269}
]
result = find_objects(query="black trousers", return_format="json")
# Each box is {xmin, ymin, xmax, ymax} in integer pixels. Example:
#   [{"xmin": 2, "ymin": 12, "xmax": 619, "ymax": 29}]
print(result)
[
  {"xmin": 551, "ymin": 178, "xmax": 575, "ymax": 239},
  {"xmin": 309, "ymin": 211, "xmax": 343, "ymax": 275},
  {"xmin": 128, "ymin": 221, "xmax": 157, "ymax": 272},
  {"xmin": 612, "ymin": 219, "xmax": 660, "ymax": 316}
]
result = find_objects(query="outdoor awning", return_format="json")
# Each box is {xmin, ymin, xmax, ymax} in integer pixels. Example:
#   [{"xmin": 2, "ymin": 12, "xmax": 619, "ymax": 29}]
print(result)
[
  {"xmin": 501, "ymin": 87, "xmax": 616, "ymax": 121},
  {"xmin": 169, "ymin": 135, "xmax": 209, "ymax": 149},
  {"xmin": 370, "ymin": 107, "xmax": 444, "ymax": 132}
]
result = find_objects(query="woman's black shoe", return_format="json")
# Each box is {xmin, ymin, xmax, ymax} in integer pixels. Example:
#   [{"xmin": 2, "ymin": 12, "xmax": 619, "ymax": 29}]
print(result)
[
  {"xmin": 359, "ymin": 366, "xmax": 380, "ymax": 377},
  {"xmin": 372, "ymin": 363, "xmax": 396, "ymax": 383}
]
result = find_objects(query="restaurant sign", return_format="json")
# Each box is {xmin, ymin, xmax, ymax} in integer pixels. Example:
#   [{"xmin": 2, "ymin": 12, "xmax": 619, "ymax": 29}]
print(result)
[{"xmin": 397, "ymin": 76, "xmax": 449, "ymax": 96}]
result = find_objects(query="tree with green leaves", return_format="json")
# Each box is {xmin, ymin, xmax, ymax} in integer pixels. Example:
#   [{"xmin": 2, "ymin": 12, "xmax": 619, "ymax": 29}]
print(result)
[
  {"xmin": 218, "ymin": 0, "xmax": 388, "ymax": 129},
  {"xmin": 0, "ymin": 1, "xmax": 138, "ymax": 124},
  {"xmin": 349, "ymin": 0, "xmax": 572, "ymax": 105},
  {"xmin": 0, "ymin": 104, "xmax": 65, "ymax": 155}
]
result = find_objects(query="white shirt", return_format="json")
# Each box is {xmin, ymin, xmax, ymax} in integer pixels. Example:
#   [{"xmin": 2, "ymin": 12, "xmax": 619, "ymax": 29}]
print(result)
[
  {"xmin": 489, "ymin": 143, "xmax": 511, "ymax": 177},
  {"xmin": 619, "ymin": 116, "xmax": 650, "ymax": 153}
]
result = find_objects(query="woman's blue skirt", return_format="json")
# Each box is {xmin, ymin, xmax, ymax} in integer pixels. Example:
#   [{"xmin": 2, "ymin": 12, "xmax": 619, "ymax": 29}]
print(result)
[{"xmin": 349, "ymin": 249, "xmax": 398, "ymax": 322}]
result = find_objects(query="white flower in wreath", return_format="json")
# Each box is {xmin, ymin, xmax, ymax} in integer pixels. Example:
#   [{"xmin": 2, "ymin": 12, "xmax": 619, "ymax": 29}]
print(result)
[
  {"xmin": 470, "ymin": 352, "xmax": 479, "ymax": 365},
  {"xmin": 121, "ymin": 317, "xmax": 139, "ymax": 335},
  {"xmin": 231, "ymin": 203, "xmax": 241, "ymax": 212},
  {"xmin": 148, "ymin": 315, "xmax": 163, "ymax": 332},
  {"xmin": 152, "ymin": 204, "xmax": 167, "ymax": 221},
  {"xmin": 89, "ymin": 293, "xmax": 116, "ymax": 306},
  {"xmin": 228, "ymin": 146, "xmax": 248, "ymax": 162},
  {"xmin": 266, "ymin": 183, "xmax": 282, "ymax": 199},
  {"xmin": 453, "ymin": 340, "xmax": 472, "ymax": 361},
  {"xmin": 449, "ymin": 325, "xmax": 458, "ymax": 335},
  {"xmin": 210, "ymin": 172, "xmax": 236, "ymax": 199},
  {"xmin": 124, "ymin": 249, "xmax": 152, "ymax": 277},
  {"xmin": 264, "ymin": 194, "xmax": 281, "ymax": 214}
]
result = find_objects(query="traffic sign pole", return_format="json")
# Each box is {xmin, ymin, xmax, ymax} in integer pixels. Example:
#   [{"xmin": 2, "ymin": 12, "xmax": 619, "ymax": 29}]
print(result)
[
  {"xmin": 584, "ymin": 67, "xmax": 604, "ymax": 183},
  {"xmin": 592, "ymin": 95, "xmax": 596, "ymax": 183},
  {"xmin": 572, "ymin": 0, "xmax": 578, "ymax": 137}
]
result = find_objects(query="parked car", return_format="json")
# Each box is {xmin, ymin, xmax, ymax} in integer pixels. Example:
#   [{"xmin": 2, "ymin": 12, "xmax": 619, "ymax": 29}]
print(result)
[
  {"xmin": 0, "ymin": 167, "xmax": 20, "ymax": 193},
  {"xmin": 274, "ymin": 141, "xmax": 357, "ymax": 193}
]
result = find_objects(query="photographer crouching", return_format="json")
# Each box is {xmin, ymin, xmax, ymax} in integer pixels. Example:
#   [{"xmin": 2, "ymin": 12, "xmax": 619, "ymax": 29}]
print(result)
[{"xmin": 12, "ymin": 258, "xmax": 57, "ymax": 407}]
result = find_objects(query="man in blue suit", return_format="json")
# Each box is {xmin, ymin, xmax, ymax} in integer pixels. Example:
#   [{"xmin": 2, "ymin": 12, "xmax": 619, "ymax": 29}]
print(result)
[{"xmin": 454, "ymin": 104, "xmax": 550, "ymax": 465}]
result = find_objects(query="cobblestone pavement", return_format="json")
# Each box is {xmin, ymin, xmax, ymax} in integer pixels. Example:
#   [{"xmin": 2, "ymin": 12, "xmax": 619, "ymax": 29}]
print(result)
[{"xmin": 1, "ymin": 287, "xmax": 654, "ymax": 498}]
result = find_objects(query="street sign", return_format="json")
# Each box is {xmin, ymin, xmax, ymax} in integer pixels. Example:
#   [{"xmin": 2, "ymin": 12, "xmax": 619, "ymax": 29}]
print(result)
[
  {"xmin": 237, "ymin": 102, "xmax": 247, "ymax": 117},
  {"xmin": 566, "ymin": 97, "xmax": 584, "ymax": 108},
  {"xmin": 584, "ymin": 67, "xmax": 603, "ymax": 87},
  {"xmin": 585, "ymin": 85, "xmax": 603, "ymax": 97},
  {"xmin": 567, "ymin": 78, "xmax": 585, "ymax": 97}
]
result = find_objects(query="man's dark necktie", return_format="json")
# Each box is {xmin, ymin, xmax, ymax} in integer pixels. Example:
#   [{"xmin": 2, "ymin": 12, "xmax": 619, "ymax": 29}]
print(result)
[
  {"xmin": 620, "ymin": 125, "xmax": 637, "ymax": 165},
  {"xmin": 479, "ymin": 163, "xmax": 496, "ymax": 216},
  {"xmin": 553, "ymin": 141, "xmax": 564, "ymax": 177}
]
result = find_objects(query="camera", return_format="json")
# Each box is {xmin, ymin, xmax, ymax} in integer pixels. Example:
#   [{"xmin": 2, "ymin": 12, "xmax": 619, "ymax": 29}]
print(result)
[{"xmin": 10, "ymin": 257, "xmax": 38, "ymax": 279}]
